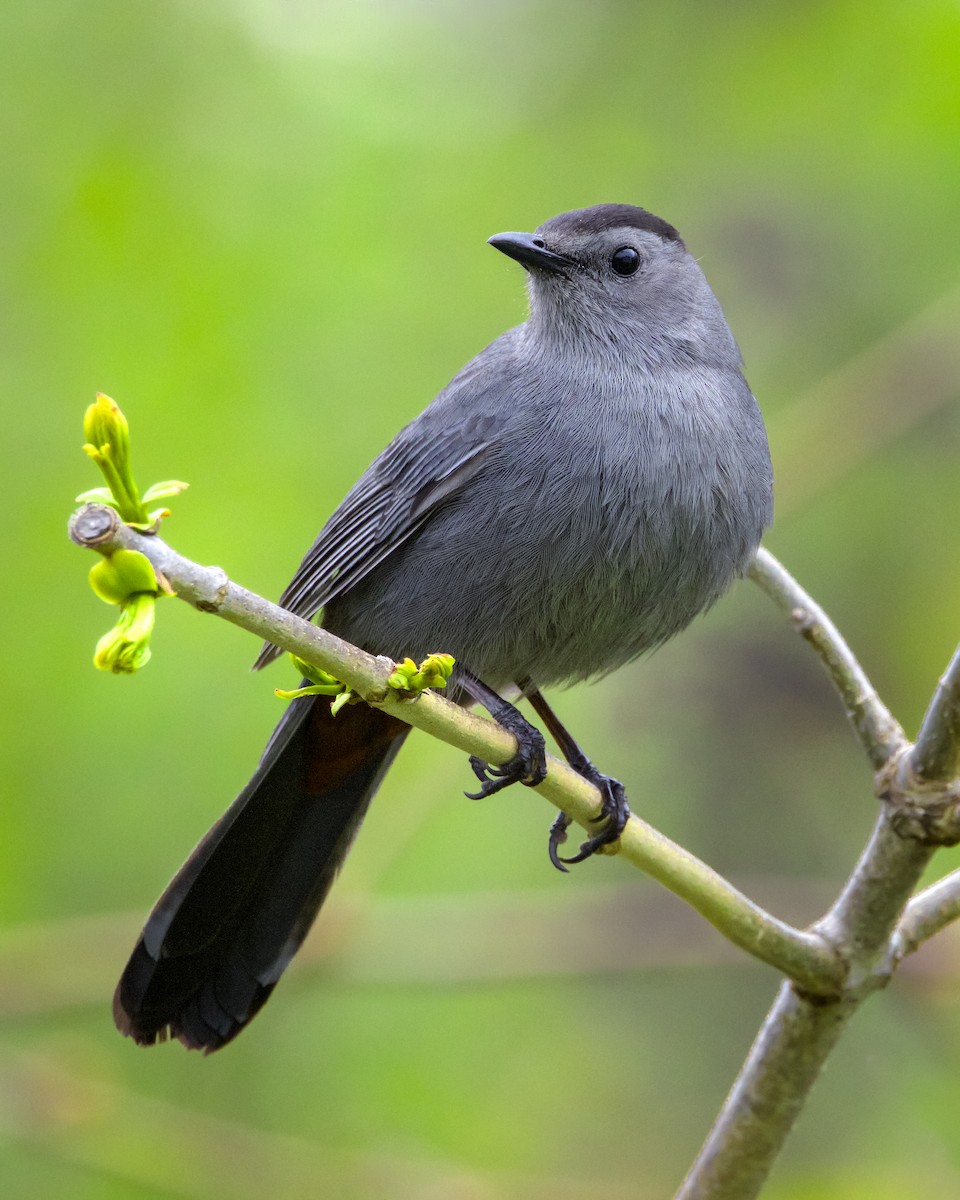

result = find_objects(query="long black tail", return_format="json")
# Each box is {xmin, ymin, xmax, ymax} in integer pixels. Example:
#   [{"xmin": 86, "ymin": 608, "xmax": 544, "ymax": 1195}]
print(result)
[{"xmin": 114, "ymin": 696, "xmax": 409, "ymax": 1052}]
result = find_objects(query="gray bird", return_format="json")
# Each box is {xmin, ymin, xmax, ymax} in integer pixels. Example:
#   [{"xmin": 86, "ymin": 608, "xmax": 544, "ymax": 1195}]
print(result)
[{"xmin": 114, "ymin": 203, "xmax": 773, "ymax": 1051}]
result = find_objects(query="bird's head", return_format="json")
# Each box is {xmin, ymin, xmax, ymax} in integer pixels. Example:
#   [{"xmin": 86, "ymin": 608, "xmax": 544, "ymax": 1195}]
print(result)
[{"xmin": 489, "ymin": 203, "xmax": 739, "ymax": 367}]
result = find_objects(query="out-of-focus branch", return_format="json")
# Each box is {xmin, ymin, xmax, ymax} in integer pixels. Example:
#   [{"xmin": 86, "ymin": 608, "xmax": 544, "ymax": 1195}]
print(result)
[
  {"xmin": 771, "ymin": 284, "xmax": 960, "ymax": 517},
  {"xmin": 748, "ymin": 547, "xmax": 907, "ymax": 770},
  {"xmin": 1, "ymin": 1050, "xmax": 628, "ymax": 1200},
  {"xmin": 68, "ymin": 503, "xmax": 843, "ymax": 996}
]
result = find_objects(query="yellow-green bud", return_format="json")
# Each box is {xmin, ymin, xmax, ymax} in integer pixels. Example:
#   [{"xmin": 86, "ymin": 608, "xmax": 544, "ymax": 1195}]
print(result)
[
  {"xmin": 84, "ymin": 393, "xmax": 130, "ymax": 460},
  {"xmin": 88, "ymin": 549, "xmax": 158, "ymax": 606},
  {"xmin": 387, "ymin": 652, "xmax": 456, "ymax": 693},
  {"xmin": 93, "ymin": 593, "xmax": 155, "ymax": 674}
]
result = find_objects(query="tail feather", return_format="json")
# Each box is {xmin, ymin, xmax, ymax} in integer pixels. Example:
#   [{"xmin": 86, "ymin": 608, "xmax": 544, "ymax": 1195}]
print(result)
[{"xmin": 114, "ymin": 697, "xmax": 408, "ymax": 1051}]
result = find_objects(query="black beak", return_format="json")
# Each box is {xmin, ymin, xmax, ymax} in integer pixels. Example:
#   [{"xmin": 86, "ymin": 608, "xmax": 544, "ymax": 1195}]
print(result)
[{"xmin": 488, "ymin": 232, "xmax": 576, "ymax": 277}]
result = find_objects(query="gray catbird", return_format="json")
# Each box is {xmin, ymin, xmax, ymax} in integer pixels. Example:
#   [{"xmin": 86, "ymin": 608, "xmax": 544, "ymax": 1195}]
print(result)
[{"xmin": 114, "ymin": 203, "xmax": 773, "ymax": 1051}]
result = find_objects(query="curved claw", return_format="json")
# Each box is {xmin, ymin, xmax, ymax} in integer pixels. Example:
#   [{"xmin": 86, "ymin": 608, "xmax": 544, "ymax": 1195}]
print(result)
[
  {"xmin": 556, "ymin": 775, "xmax": 631, "ymax": 865},
  {"xmin": 464, "ymin": 744, "xmax": 546, "ymax": 800},
  {"xmin": 548, "ymin": 812, "xmax": 571, "ymax": 873},
  {"xmin": 463, "ymin": 702, "xmax": 547, "ymax": 800},
  {"xmin": 464, "ymin": 754, "xmax": 510, "ymax": 799},
  {"xmin": 467, "ymin": 754, "xmax": 491, "ymax": 787},
  {"xmin": 559, "ymin": 828, "xmax": 617, "ymax": 865}
]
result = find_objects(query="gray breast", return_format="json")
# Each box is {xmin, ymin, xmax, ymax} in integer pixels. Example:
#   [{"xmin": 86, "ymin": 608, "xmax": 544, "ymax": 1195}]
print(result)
[{"xmin": 328, "ymin": 364, "xmax": 771, "ymax": 690}]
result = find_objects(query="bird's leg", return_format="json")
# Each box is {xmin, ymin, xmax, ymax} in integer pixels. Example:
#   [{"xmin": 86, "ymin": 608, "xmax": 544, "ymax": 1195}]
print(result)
[
  {"xmin": 520, "ymin": 682, "xmax": 631, "ymax": 872},
  {"xmin": 457, "ymin": 668, "xmax": 547, "ymax": 800}
]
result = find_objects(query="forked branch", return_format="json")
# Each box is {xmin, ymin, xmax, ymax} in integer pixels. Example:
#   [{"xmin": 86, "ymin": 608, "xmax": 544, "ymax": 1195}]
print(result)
[{"xmin": 71, "ymin": 506, "xmax": 960, "ymax": 1200}]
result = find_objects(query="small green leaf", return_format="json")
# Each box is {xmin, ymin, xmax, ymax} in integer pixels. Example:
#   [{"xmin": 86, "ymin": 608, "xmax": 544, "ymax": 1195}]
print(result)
[
  {"xmin": 275, "ymin": 683, "xmax": 342, "ymax": 700},
  {"xmin": 143, "ymin": 480, "xmax": 190, "ymax": 504},
  {"xmin": 75, "ymin": 486, "xmax": 121, "ymax": 507},
  {"xmin": 288, "ymin": 653, "xmax": 344, "ymax": 691}
]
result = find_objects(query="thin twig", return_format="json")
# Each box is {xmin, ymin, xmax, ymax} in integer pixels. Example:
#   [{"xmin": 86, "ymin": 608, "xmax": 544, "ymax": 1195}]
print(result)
[
  {"xmin": 910, "ymin": 645, "xmax": 960, "ymax": 783},
  {"xmin": 748, "ymin": 548, "xmax": 907, "ymax": 770},
  {"xmin": 69, "ymin": 504, "xmax": 842, "ymax": 995},
  {"xmin": 894, "ymin": 867, "xmax": 960, "ymax": 958}
]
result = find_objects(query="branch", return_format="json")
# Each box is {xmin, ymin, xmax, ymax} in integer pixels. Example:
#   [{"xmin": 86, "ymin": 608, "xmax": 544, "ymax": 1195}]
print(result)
[
  {"xmin": 678, "ymin": 808, "xmax": 938, "ymax": 1200},
  {"xmin": 73, "ymin": 504, "xmax": 960, "ymax": 1200},
  {"xmin": 680, "ymin": 551, "xmax": 949, "ymax": 1199},
  {"xmin": 894, "ymin": 867, "xmax": 960, "ymax": 957},
  {"xmin": 909, "ymin": 644, "xmax": 960, "ymax": 783},
  {"xmin": 69, "ymin": 503, "xmax": 842, "ymax": 996},
  {"xmin": 748, "ymin": 548, "xmax": 906, "ymax": 770},
  {"xmin": 675, "ymin": 980, "xmax": 856, "ymax": 1200}
]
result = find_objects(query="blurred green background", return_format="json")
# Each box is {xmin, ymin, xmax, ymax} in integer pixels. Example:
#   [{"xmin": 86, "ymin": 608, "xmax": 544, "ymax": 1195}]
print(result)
[{"xmin": 3, "ymin": 1, "xmax": 960, "ymax": 1196}]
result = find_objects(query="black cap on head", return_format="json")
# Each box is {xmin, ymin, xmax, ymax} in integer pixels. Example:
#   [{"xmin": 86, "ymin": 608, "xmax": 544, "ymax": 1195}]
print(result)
[{"xmin": 539, "ymin": 204, "xmax": 684, "ymax": 248}]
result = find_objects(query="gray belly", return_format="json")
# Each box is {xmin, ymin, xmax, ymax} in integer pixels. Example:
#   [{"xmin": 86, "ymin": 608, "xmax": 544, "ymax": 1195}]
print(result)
[
  {"xmin": 328, "ymin": 368, "xmax": 771, "ymax": 689},
  {"xmin": 327, "ymin": 458, "xmax": 760, "ymax": 690}
]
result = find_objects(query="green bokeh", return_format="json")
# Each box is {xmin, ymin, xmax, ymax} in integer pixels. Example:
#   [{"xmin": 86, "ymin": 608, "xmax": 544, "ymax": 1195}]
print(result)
[{"xmin": 4, "ymin": 1, "xmax": 960, "ymax": 1196}]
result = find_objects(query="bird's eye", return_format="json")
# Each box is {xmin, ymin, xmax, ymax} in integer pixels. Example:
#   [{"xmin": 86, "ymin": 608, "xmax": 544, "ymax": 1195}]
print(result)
[{"xmin": 610, "ymin": 247, "xmax": 641, "ymax": 276}]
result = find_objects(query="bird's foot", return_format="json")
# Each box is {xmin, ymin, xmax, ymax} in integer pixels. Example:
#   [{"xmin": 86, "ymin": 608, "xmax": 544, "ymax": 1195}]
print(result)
[
  {"xmin": 464, "ymin": 705, "xmax": 547, "ymax": 800},
  {"xmin": 548, "ymin": 767, "xmax": 631, "ymax": 871}
]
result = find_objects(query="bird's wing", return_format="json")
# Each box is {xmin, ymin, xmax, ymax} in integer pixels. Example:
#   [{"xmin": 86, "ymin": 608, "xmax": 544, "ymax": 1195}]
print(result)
[{"xmin": 254, "ymin": 334, "xmax": 519, "ymax": 668}]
